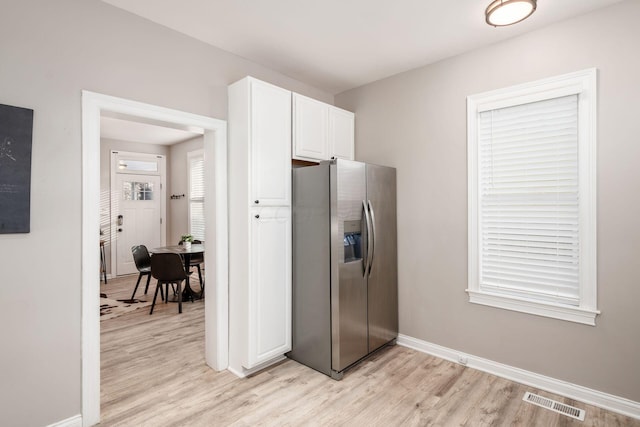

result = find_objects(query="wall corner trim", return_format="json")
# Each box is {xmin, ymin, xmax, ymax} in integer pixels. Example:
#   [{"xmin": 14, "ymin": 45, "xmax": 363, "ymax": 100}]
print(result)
[
  {"xmin": 397, "ymin": 334, "xmax": 640, "ymax": 420},
  {"xmin": 46, "ymin": 415, "xmax": 82, "ymax": 427}
]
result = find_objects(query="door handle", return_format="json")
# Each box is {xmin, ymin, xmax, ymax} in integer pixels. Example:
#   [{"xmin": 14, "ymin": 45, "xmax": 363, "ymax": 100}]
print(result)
[
  {"xmin": 367, "ymin": 200, "xmax": 376, "ymax": 277},
  {"xmin": 362, "ymin": 200, "xmax": 372, "ymax": 277},
  {"xmin": 117, "ymin": 214, "xmax": 123, "ymax": 226}
]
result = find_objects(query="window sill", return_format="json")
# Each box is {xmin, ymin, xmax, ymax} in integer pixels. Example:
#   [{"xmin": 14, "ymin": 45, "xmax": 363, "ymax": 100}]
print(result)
[{"xmin": 466, "ymin": 289, "xmax": 599, "ymax": 326}]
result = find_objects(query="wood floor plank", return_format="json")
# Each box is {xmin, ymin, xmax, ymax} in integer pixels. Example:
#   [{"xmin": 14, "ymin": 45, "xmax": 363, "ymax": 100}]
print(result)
[{"xmin": 99, "ymin": 275, "xmax": 639, "ymax": 426}]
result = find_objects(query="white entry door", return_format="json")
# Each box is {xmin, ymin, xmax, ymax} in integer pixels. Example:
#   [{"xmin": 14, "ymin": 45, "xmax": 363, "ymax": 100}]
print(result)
[{"xmin": 115, "ymin": 173, "xmax": 162, "ymax": 275}]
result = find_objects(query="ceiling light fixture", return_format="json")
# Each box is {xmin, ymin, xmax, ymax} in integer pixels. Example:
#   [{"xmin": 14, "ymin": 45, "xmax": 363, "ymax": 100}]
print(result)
[{"xmin": 486, "ymin": 0, "xmax": 537, "ymax": 27}]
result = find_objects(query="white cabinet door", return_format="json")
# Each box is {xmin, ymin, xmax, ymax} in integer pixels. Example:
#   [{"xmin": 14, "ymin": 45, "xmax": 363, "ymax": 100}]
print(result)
[
  {"xmin": 329, "ymin": 106, "xmax": 355, "ymax": 160},
  {"xmin": 246, "ymin": 207, "xmax": 292, "ymax": 368},
  {"xmin": 293, "ymin": 93, "xmax": 329, "ymax": 161},
  {"xmin": 250, "ymin": 80, "xmax": 292, "ymax": 207}
]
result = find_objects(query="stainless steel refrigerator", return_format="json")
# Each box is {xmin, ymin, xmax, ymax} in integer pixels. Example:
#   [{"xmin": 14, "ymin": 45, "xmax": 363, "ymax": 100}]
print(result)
[{"xmin": 288, "ymin": 159, "xmax": 398, "ymax": 380}]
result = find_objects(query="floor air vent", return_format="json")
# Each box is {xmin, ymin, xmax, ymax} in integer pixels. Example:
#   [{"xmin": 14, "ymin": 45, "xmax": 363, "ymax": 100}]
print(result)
[{"xmin": 522, "ymin": 392, "xmax": 586, "ymax": 421}]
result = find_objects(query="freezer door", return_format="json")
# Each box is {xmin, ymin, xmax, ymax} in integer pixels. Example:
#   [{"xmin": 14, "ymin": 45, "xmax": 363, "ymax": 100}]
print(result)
[
  {"xmin": 366, "ymin": 164, "xmax": 398, "ymax": 352},
  {"xmin": 331, "ymin": 160, "xmax": 369, "ymax": 372}
]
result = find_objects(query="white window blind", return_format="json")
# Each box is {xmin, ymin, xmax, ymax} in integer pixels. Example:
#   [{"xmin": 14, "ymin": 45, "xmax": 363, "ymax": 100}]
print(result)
[
  {"xmin": 189, "ymin": 153, "xmax": 205, "ymax": 241},
  {"xmin": 478, "ymin": 95, "xmax": 580, "ymax": 306}
]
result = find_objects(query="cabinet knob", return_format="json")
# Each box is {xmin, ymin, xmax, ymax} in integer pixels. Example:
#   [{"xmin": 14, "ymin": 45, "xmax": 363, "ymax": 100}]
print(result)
[
  {"xmin": 255, "ymin": 214, "xmax": 260, "ymax": 219},
  {"xmin": 254, "ymin": 200, "xmax": 260, "ymax": 204}
]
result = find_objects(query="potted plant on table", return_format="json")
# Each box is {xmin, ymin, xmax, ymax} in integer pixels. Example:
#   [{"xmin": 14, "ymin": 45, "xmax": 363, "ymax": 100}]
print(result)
[{"xmin": 181, "ymin": 234, "xmax": 194, "ymax": 250}]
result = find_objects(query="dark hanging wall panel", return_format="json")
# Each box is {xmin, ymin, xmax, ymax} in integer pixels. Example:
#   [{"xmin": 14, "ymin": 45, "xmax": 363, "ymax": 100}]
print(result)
[{"xmin": 0, "ymin": 103, "xmax": 34, "ymax": 233}]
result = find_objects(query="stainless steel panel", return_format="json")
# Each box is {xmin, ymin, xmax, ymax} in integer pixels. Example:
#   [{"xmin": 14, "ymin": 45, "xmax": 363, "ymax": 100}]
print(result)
[
  {"xmin": 366, "ymin": 164, "xmax": 398, "ymax": 352},
  {"xmin": 288, "ymin": 164, "xmax": 332, "ymax": 376},
  {"xmin": 331, "ymin": 159, "xmax": 368, "ymax": 372}
]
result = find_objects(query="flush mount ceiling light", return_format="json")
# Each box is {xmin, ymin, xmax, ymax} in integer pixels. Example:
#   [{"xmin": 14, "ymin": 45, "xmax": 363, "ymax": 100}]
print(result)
[{"xmin": 486, "ymin": 0, "xmax": 537, "ymax": 27}]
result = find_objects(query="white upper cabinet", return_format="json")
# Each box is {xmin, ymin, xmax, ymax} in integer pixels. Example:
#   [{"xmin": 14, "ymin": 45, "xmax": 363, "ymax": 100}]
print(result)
[
  {"xmin": 292, "ymin": 94, "xmax": 355, "ymax": 162},
  {"xmin": 293, "ymin": 93, "xmax": 329, "ymax": 161},
  {"xmin": 250, "ymin": 80, "xmax": 292, "ymax": 207},
  {"xmin": 329, "ymin": 106, "xmax": 355, "ymax": 160}
]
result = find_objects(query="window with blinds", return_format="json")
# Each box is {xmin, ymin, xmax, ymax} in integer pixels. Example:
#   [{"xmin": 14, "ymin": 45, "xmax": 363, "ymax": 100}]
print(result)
[
  {"xmin": 189, "ymin": 151, "xmax": 205, "ymax": 241},
  {"xmin": 479, "ymin": 95, "xmax": 580, "ymax": 306},
  {"xmin": 467, "ymin": 69, "xmax": 598, "ymax": 325}
]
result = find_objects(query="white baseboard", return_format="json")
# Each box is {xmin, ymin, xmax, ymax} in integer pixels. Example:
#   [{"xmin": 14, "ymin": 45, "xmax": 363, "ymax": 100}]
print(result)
[
  {"xmin": 227, "ymin": 355, "xmax": 287, "ymax": 378},
  {"xmin": 397, "ymin": 334, "xmax": 640, "ymax": 420},
  {"xmin": 46, "ymin": 414, "xmax": 82, "ymax": 427}
]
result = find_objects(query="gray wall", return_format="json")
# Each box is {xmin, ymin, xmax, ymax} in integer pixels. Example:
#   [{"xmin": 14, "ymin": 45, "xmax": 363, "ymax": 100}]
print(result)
[
  {"xmin": 168, "ymin": 136, "xmax": 205, "ymax": 245},
  {"xmin": 0, "ymin": 1, "xmax": 332, "ymax": 425},
  {"xmin": 336, "ymin": 0, "xmax": 640, "ymax": 402}
]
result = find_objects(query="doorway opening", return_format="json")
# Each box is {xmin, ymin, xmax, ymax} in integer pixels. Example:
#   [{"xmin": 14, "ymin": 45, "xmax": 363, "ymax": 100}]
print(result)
[{"xmin": 82, "ymin": 91, "xmax": 229, "ymax": 426}]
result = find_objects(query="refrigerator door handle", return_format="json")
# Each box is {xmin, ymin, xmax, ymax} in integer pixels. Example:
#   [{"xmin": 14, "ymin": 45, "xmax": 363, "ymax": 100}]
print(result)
[
  {"xmin": 363, "ymin": 200, "xmax": 372, "ymax": 277},
  {"xmin": 367, "ymin": 200, "xmax": 376, "ymax": 277}
]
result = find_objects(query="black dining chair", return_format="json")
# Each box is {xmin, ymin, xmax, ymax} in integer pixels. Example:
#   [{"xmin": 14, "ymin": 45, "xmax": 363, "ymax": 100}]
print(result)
[
  {"xmin": 130, "ymin": 245, "xmax": 156, "ymax": 301},
  {"xmin": 179, "ymin": 239, "xmax": 204, "ymax": 292},
  {"xmin": 150, "ymin": 252, "xmax": 188, "ymax": 314}
]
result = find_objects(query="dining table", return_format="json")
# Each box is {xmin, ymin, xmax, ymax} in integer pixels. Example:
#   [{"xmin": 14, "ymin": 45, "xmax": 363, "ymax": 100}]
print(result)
[{"xmin": 150, "ymin": 244, "xmax": 204, "ymax": 302}]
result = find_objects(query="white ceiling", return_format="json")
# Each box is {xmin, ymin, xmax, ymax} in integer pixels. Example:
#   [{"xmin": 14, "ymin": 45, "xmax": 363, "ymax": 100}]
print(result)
[
  {"xmin": 101, "ymin": 116, "xmax": 202, "ymax": 146},
  {"xmin": 102, "ymin": 0, "xmax": 622, "ymax": 95}
]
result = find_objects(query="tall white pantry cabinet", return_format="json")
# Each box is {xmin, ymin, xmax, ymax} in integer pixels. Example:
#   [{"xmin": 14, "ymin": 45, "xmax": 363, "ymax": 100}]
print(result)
[{"xmin": 228, "ymin": 77, "xmax": 292, "ymax": 373}]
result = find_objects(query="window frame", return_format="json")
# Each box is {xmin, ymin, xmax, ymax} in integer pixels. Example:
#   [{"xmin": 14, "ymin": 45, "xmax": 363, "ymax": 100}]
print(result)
[
  {"xmin": 187, "ymin": 149, "xmax": 205, "ymax": 241},
  {"xmin": 466, "ymin": 69, "xmax": 599, "ymax": 326}
]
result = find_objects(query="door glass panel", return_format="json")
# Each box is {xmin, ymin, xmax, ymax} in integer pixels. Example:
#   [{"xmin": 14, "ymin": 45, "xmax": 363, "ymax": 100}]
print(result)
[
  {"xmin": 123, "ymin": 181, "xmax": 154, "ymax": 201},
  {"xmin": 118, "ymin": 159, "xmax": 158, "ymax": 172}
]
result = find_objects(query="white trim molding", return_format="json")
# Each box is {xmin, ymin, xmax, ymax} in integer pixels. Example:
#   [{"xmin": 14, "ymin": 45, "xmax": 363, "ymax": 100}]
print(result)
[
  {"xmin": 398, "ymin": 334, "xmax": 640, "ymax": 420},
  {"xmin": 82, "ymin": 91, "xmax": 228, "ymax": 427},
  {"xmin": 47, "ymin": 415, "xmax": 82, "ymax": 427},
  {"xmin": 466, "ymin": 289, "xmax": 599, "ymax": 326}
]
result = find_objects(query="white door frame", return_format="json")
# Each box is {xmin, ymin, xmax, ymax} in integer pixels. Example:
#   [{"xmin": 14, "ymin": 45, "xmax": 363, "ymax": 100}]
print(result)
[
  {"xmin": 82, "ymin": 91, "xmax": 229, "ymax": 427},
  {"xmin": 109, "ymin": 151, "xmax": 167, "ymax": 277}
]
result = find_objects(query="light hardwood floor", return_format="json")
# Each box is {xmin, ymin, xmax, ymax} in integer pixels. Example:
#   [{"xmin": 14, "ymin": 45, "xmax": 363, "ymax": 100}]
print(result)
[{"xmin": 100, "ymin": 276, "xmax": 638, "ymax": 426}]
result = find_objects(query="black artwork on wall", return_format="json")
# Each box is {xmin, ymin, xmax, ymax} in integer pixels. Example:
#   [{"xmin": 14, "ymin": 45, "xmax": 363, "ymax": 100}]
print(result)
[{"xmin": 0, "ymin": 103, "xmax": 34, "ymax": 233}]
